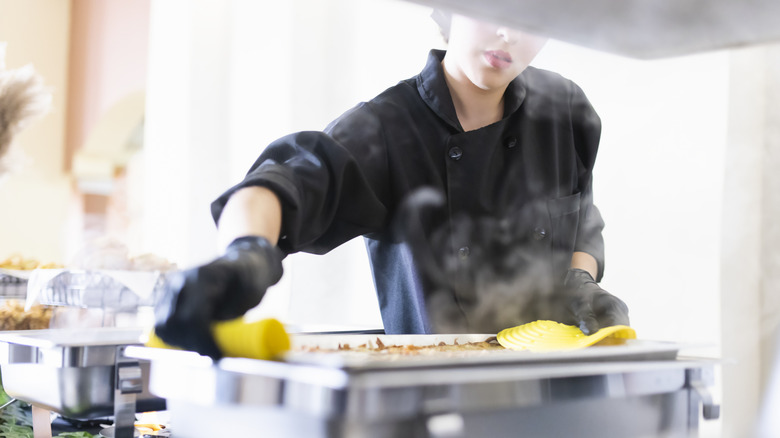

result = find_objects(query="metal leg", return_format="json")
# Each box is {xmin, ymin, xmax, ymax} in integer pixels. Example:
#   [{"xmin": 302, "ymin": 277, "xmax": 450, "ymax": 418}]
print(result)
[
  {"xmin": 690, "ymin": 379, "xmax": 720, "ymax": 420},
  {"xmin": 114, "ymin": 346, "xmax": 143, "ymax": 438},
  {"xmin": 686, "ymin": 366, "xmax": 721, "ymax": 433},
  {"xmin": 31, "ymin": 405, "xmax": 52, "ymax": 438}
]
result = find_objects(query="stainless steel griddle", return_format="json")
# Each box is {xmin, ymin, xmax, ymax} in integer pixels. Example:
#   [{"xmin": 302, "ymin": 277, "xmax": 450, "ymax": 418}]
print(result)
[{"xmin": 126, "ymin": 333, "xmax": 719, "ymax": 438}]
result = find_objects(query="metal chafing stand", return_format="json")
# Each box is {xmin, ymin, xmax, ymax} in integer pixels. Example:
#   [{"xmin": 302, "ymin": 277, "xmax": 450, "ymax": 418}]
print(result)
[
  {"xmin": 0, "ymin": 328, "xmax": 165, "ymax": 438},
  {"xmin": 127, "ymin": 334, "xmax": 718, "ymax": 438}
]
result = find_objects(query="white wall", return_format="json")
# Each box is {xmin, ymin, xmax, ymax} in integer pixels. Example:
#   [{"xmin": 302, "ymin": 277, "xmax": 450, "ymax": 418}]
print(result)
[
  {"xmin": 0, "ymin": 1, "xmax": 72, "ymax": 264},
  {"xmin": 535, "ymin": 42, "xmax": 729, "ymax": 348},
  {"xmin": 144, "ymin": 0, "xmax": 443, "ymax": 329},
  {"xmin": 724, "ymin": 44, "xmax": 780, "ymax": 438}
]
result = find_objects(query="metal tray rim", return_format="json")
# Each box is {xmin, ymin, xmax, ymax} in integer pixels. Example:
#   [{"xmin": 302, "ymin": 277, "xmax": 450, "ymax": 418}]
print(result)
[
  {"xmin": 285, "ymin": 335, "xmax": 682, "ymax": 370},
  {"xmin": 0, "ymin": 327, "xmax": 146, "ymax": 349}
]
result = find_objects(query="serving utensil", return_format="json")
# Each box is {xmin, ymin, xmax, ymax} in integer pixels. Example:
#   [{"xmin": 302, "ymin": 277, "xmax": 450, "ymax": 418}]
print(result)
[{"xmin": 497, "ymin": 320, "xmax": 636, "ymax": 351}]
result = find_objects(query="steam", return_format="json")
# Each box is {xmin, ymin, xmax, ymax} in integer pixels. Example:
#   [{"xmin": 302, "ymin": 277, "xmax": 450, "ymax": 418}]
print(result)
[{"xmin": 398, "ymin": 187, "xmax": 572, "ymax": 333}]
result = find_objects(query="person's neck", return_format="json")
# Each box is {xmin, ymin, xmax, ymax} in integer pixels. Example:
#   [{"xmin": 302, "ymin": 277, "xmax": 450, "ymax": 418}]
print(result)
[{"xmin": 441, "ymin": 61, "xmax": 506, "ymax": 132}]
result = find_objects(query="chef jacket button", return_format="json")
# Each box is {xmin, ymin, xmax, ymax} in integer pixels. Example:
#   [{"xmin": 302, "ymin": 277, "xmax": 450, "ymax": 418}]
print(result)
[
  {"xmin": 504, "ymin": 136, "xmax": 518, "ymax": 149},
  {"xmin": 458, "ymin": 246, "xmax": 470, "ymax": 259},
  {"xmin": 532, "ymin": 227, "xmax": 547, "ymax": 240},
  {"xmin": 448, "ymin": 146, "xmax": 463, "ymax": 161}
]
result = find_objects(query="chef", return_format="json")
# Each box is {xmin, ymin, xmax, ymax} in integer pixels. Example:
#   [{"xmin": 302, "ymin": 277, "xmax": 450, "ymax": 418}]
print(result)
[{"xmin": 154, "ymin": 12, "xmax": 630, "ymax": 359}]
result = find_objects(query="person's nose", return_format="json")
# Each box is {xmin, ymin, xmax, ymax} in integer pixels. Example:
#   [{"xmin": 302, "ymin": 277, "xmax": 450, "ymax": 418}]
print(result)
[{"xmin": 496, "ymin": 26, "xmax": 520, "ymax": 45}]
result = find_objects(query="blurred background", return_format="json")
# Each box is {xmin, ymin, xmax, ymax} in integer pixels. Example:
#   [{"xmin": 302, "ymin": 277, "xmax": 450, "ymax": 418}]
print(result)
[{"xmin": 1, "ymin": 0, "xmax": 779, "ymax": 436}]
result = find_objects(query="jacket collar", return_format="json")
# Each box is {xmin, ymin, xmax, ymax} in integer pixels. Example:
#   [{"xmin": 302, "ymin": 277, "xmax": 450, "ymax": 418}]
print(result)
[{"xmin": 416, "ymin": 49, "xmax": 528, "ymax": 132}]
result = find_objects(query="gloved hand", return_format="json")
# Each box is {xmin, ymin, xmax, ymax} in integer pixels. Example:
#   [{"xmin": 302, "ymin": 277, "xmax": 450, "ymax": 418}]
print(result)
[
  {"xmin": 560, "ymin": 268, "xmax": 629, "ymax": 335},
  {"xmin": 154, "ymin": 236, "xmax": 284, "ymax": 359}
]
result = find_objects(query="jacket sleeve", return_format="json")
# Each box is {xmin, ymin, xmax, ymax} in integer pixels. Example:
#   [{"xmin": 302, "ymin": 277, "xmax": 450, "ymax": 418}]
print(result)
[
  {"xmin": 210, "ymin": 103, "xmax": 391, "ymax": 255},
  {"xmin": 569, "ymin": 81, "xmax": 606, "ymax": 281}
]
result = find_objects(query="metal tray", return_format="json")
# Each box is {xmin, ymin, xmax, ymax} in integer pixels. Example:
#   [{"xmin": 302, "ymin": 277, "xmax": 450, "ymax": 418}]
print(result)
[
  {"xmin": 0, "ymin": 268, "xmax": 32, "ymax": 280},
  {"xmin": 0, "ymin": 328, "xmax": 165, "ymax": 419},
  {"xmin": 286, "ymin": 334, "xmax": 680, "ymax": 370}
]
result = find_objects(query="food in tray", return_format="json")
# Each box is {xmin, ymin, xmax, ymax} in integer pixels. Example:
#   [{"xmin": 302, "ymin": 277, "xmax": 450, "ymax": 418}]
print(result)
[
  {"xmin": 128, "ymin": 253, "xmax": 176, "ymax": 272},
  {"xmin": 497, "ymin": 320, "xmax": 636, "ymax": 351},
  {"xmin": 294, "ymin": 321, "xmax": 637, "ymax": 358},
  {"xmin": 296, "ymin": 336, "xmax": 506, "ymax": 356},
  {"xmin": 98, "ymin": 423, "xmax": 170, "ymax": 437},
  {"xmin": 0, "ymin": 253, "xmax": 63, "ymax": 270},
  {"xmin": 135, "ymin": 422, "xmax": 167, "ymax": 433},
  {"xmin": 69, "ymin": 237, "xmax": 176, "ymax": 271},
  {"xmin": 0, "ymin": 299, "xmax": 52, "ymax": 330}
]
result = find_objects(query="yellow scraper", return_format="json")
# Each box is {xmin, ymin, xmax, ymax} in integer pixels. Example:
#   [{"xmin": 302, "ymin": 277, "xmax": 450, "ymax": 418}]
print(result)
[
  {"xmin": 497, "ymin": 320, "xmax": 636, "ymax": 352},
  {"xmin": 146, "ymin": 317, "xmax": 290, "ymax": 360}
]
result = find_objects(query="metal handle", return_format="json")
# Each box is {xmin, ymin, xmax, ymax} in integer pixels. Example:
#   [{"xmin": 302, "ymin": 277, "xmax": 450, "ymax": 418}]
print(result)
[
  {"xmin": 686, "ymin": 367, "xmax": 720, "ymax": 421},
  {"xmin": 114, "ymin": 346, "xmax": 142, "ymax": 438},
  {"xmin": 0, "ymin": 397, "xmax": 17, "ymax": 411},
  {"xmin": 690, "ymin": 378, "xmax": 720, "ymax": 420}
]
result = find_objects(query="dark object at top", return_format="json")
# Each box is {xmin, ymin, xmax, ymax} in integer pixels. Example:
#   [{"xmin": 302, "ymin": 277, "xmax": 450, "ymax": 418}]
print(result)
[{"xmin": 407, "ymin": 0, "xmax": 780, "ymax": 59}]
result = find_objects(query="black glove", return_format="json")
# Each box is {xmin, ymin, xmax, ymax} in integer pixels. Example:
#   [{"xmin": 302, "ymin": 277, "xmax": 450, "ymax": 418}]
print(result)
[
  {"xmin": 560, "ymin": 268, "xmax": 629, "ymax": 335},
  {"xmin": 154, "ymin": 236, "xmax": 284, "ymax": 359}
]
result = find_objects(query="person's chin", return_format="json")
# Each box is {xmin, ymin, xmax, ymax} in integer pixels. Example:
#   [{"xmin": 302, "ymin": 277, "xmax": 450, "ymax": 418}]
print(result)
[{"xmin": 475, "ymin": 73, "xmax": 515, "ymax": 91}]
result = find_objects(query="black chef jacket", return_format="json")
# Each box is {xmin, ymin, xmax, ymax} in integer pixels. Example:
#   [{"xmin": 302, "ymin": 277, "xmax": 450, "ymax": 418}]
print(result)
[{"xmin": 211, "ymin": 49, "xmax": 605, "ymax": 334}]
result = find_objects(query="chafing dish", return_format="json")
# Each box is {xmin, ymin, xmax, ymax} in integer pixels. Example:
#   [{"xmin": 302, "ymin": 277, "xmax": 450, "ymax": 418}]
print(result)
[
  {"xmin": 0, "ymin": 328, "xmax": 165, "ymax": 438},
  {"xmin": 0, "ymin": 269, "xmax": 28, "ymax": 300},
  {"xmin": 127, "ymin": 333, "xmax": 719, "ymax": 438},
  {"xmin": 26, "ymin": 269, "xmax": 165, "ymax": 311}
]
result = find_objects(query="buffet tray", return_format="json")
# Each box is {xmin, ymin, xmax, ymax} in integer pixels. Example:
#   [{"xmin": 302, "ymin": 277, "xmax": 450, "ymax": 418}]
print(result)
[
  {"xmin": 285, "ymin": 334, "xmax": 680, "ymax": 370},
  {"xmin": 125, "ymin": 333, "xmax": 689, "ymax": 399},
  {"xmin": 0, "ymin": 328, "xmax": 165, "ymax": 419}
]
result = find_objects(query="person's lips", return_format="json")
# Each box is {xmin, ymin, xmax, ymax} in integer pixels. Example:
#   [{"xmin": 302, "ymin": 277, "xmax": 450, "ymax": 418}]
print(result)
[{"xmin": 484, "ymin": 50, "xmax": 513, "ymax": 69}]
